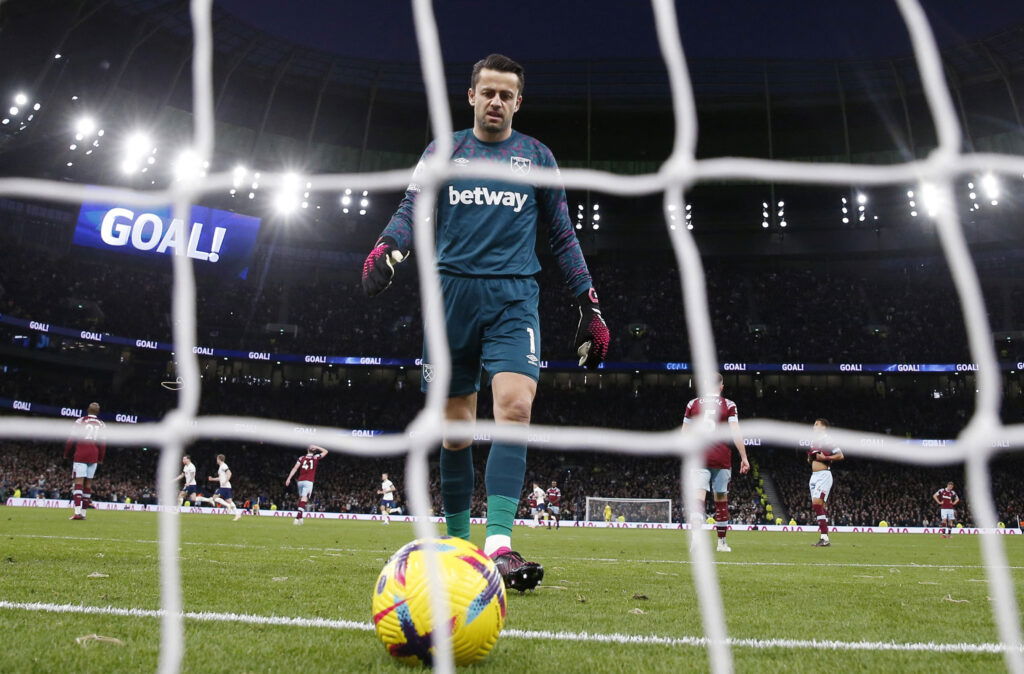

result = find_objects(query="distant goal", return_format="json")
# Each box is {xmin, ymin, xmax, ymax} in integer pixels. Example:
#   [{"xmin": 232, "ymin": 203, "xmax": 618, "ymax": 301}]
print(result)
[{"xmin": 584, "ymin": 496, "xmax": 673, "ymax": 524}]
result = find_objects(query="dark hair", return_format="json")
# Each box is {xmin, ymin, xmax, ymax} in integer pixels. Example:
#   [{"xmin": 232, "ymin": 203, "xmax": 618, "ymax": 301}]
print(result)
[
  {"xmin": 815, "ymin": 418, "xmax": 831, "ymax": 428},
  {"xmin": 216, "ymin": 454, "xmax": 226, "ymax": 461},
  {"xmin": 183, "ymin": 454, "xmax": 190, "ymax": 460},
  {"xmin": 471, "ymin": 54, "xmax": 524, "ymax": 94}
]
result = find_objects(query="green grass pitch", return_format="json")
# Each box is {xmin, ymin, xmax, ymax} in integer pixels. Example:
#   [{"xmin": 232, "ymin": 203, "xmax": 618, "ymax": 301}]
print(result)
[{"xmin": 1, "ymin": 508, "xmax": 1021, "ymax": 673}]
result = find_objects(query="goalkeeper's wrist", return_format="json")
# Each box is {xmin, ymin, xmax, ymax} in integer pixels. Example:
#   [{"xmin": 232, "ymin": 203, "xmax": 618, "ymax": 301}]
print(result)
[
  {"xmin": 576, "ymin": 287, "xmax": 600, "ymax": 308},
  {"xmin": 375, "ymin": 235, "xmax": 399, "ymax": 251}
]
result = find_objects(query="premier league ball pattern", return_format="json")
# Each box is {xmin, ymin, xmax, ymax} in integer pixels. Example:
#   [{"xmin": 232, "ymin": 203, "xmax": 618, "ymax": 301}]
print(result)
[{"xmin": 372, "ymin": 537, "xmax": 507, "ymax": 666}]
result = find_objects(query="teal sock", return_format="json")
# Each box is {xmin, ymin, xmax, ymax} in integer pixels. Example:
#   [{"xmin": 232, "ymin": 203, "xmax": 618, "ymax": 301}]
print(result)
[
  {"xmin": 484, "ymin": 441, "xmax": 527, "ymax": 538},
  {"xmin": 440, "ymin": 446, "xmax": 474, "ymax": 540},
  {"xmin": 486, "ymin": 494, "xmax": 519, "ymax": 539}
]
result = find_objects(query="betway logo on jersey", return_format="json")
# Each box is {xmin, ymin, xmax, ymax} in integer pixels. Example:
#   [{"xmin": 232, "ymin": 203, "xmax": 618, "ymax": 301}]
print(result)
[{"xmin": 448, "ymin": 185, "xmax": 528, "ymax": 212}]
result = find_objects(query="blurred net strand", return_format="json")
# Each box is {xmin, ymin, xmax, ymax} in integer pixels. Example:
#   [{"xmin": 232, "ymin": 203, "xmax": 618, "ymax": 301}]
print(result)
[{"xmin": 0, "ymin": 0, "xmax": 1018, "ymax": 672}]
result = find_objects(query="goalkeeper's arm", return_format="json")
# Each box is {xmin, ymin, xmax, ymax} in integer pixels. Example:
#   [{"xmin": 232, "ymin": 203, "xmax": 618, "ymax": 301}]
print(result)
[{"xmin": 361, "ymin": 145, "xmax": 436, "ymax": 297}]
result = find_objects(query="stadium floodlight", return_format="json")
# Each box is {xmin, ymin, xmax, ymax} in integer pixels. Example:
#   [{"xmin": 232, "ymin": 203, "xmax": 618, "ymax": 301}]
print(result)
[
  {"xmin": 13, "ymin": 93, "xmax": 27, "ymax": 106},
  {"xmin": 777, "ymin": 200, "xmax": 784, "ymax": 208},
  {"xmin": 359, "ymin": 209, "xmax": 367, "ymax": 216},
  {"xmin": 273, "ymin": 172, "xmax": 302, "ymax": 214},
  {"xmin": 761, "ymin": 220, "xmax": 769, "ymax": 228},
  {"xmin": 341, "ymin": 195, "xmax": 352, "ymax": 206},
  {"xmin": 856, "ymin": 193, "xmax": 867, "ymax": 205},
  {"xmin": 360, "ymin": 198, "xmax": 369, "ymax": 208},
  {"xmin": 120, "ymin": 132, "xmax": 154, "ymax": 174},
  {"xmin": 980, "ymin": 173, "xmax": 999, "ymax": 204},
  {"xmin": 54, "ymin": 53, "xmax": 61, "ymax": 59},
  {"xmin": 592, "ymin": 223, "xmax": 599, "ymax": 230},
  {"xmin": 232, "ymin": 165, "xmax": 247, "ymax": 188},
  {"xmin": 1, "ymin": 119, "xmax": 7, "ymax": 125},
  {"xmin": 172, "ymin": 148, "xmax": 206, "ymax": 182},
  {"xmin": 779, "ymin": 219, "xmax": 788, "ymax": 228},
  {"xmin": 919, "ymin": 182, "xmax": 944, "ymax": 217},
  {"xmin": 575, "ymin": 223, "xmax": 582, "ymax": 230},
  {"xmin": 8, "ymin": 107, "xmax": 18, "ymax": 116},
  {"xmin": 74, "ymin": 116, "xmax": 97, "ymax": 138}
]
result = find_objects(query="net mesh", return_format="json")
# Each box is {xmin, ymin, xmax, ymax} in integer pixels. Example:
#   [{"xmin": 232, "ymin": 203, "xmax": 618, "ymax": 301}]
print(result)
[
  {"xmin": 0, "ymin": 0, "xmax": 1023, "ymax": 673},
  {"xmin": 584, "ymin": 496, "xmax": 673, "ymax": 523}
]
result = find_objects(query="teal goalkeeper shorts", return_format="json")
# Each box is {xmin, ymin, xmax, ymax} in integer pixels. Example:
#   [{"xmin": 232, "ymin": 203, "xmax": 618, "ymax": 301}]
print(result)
[{"xmin": 421, "ymin": 274, "xmax": 541, "ymax": 396}]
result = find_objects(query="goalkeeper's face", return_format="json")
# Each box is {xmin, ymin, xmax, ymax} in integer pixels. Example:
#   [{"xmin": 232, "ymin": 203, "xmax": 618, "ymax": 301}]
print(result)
[{"xmin": 469, "ymin": 68, "xmax": 521, "ymax": 140}]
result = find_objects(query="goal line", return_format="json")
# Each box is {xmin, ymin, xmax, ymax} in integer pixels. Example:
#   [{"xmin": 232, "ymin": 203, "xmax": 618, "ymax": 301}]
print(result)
[{"xmin": 1, "ymin": 600, "xmax": 1018, "ymax": 656}]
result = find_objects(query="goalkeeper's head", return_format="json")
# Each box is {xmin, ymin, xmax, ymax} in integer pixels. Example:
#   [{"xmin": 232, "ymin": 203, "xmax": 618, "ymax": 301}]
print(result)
[{"xmin": 468, "ymin": 53, "xmax": 524, "ymax": 140}]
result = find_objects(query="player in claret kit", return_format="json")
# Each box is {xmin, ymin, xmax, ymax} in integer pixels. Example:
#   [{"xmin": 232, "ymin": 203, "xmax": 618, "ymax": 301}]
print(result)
[
  {"xmin": 545, "ymin": 480, "xmax": 562, "ymax": 530},
  {"xmin": 682, "ymin": 374, "xmax": 749, "ymax": 552},
  {"xmin": 807, "ymin": 418, "xmax": 844, "ymax": 547},
  {"xmin": 933, "ymin": 481, "xmax": 961, "ymax": 539},
  {"xmin": 64, "ymin": 402, "xmax": 105, "ymax": 520},
  {"xmin": 285, "ymin": 445, "xmax": 328, "ymax": 525},
  {"xmin": 362, "ymin": 54, "xmax": 609, "ymax": 591}
]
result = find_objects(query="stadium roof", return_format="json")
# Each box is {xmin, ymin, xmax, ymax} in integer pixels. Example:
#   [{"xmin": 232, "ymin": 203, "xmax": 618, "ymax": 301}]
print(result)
[{"xmin": 95, "ymin": 0, "xmax": 1024, "ymax": 99}]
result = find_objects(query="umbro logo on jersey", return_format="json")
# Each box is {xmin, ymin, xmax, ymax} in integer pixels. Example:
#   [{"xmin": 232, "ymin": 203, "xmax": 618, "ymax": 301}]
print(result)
[
  {"xmin": 453, "ymin": 157, "xmax": 470, "ymax": 165},
  {"xmin": 448, "ymin": 185, "xmax": 529, "ymax": 212},
  {"xmin": 510, "ymin": 156, "xmax": 531, "ymax": 174}
]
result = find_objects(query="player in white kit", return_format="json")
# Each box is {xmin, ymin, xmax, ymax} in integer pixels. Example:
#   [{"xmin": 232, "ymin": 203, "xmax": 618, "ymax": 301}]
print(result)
[
  {"xmin": 529, "ymin": 482, "xmax": 546, "ymax": 528},
  {"xmin": 174, "ymin": 455, "xmax": 201, "ymax": 506},
  {"xmin": 378, "ymin": 473, "xmax": 396, "ymax": 524},
  {"xmin": 204, "ymin": 454, "xmax": 241, "ymax": 521}
]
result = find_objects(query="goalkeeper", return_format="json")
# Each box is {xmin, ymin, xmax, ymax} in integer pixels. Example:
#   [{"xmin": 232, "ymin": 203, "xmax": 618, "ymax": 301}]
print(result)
[{"xmin": 362, "ymin": 53, "xmax": 609, "ymax": 591}]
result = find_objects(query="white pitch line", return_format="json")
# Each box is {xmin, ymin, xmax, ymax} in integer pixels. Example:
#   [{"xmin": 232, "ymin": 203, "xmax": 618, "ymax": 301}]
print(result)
[
  {"xmin": 8, "ymin": 534, "xmax": 1024, "ymax": 571},
  {"xmin": 0, "ymin": 600, "xmax": 1019, "ymax": 656}
]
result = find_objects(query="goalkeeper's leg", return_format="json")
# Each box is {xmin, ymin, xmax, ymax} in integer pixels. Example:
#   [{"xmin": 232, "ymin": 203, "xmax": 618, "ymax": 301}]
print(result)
[
  {"xmin": 440, "ymin": 394, "xmax": 478, "ymax": 541},
  {"xmin": 484, "ymin": 372, "xmax": 536, "ymax": 557}
]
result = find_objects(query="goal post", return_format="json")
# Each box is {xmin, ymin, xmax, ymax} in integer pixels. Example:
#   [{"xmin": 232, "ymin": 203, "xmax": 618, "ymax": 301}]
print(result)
[{"xmin": 585, "ymin": 496, "xmax": 673, "ymax": 524}]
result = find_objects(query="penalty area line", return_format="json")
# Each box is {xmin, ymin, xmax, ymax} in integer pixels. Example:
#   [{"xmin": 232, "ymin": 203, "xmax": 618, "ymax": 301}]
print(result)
[{"xmin": 1, "ymin": 600, "xmax": 1020, "ymax": 655}]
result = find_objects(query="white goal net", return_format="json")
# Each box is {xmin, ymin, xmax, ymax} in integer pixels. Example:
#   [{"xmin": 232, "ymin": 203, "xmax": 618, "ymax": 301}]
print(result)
[
  {"xmin": 585, "ymin": 496, "xmax": 672, "ymax": 524},
  {"xmin": 1, "ymin": 1, "xmax": 1023, "ymax": 673}
]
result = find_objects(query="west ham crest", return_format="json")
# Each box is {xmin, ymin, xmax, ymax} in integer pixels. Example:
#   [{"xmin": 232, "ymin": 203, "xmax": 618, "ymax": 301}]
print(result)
[{"xmin": 510, "ymin": 156, "xmax": 532, "ymax": 175}]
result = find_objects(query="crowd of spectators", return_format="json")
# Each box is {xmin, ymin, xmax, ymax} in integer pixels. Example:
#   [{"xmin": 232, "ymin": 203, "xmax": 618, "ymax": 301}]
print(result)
[
  {"xmin": 773, "ymin": 449, "xmax": 1024, "ymax": 528},
  {"xmin": 4, "ymin": 369, "xmax": 1023, "ymax": 527},
  {"xmin": 4, "ymin": 241, "xmax": 1024, "ymax": 364},
  {"xmin": 0, "ymin": 439, "xmax": 766, "ymax": 524}
]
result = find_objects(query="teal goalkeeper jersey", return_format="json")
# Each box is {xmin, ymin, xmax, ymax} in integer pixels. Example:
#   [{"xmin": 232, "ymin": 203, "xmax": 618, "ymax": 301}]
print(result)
[{"xmin": 378, "ymin": 129, "xmax": 592, "ymax": 297}]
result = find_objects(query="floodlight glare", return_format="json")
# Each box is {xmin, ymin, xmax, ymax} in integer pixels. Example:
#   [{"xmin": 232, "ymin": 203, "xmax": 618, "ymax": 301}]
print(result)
[
  {"xmin": 856, "ymin": 193, "xmax": 867, "ymax": 205},
  {"xmin": 779, "ymin": 220, "xmax": 787, "ymax": 228},
  {"xmin": 74, "ymin": 116, "xmax": 96, "ymax": 137},
  {"xmin": 13, "ymin": 93, "xmax": 27, "ymax": 106},
  {"xmin": 172, "ymin": 148, "xmax": 205, "ymax": 182},
  {"xmin": 8, "ymin": 107, "xmax": 18, "ymax": 116},
  {"xmin": 273, "ymin": 192, "xmax": 298, "ymax": 214},
  {"xmin": 777, "ymin": 201, "xmax": 784, "ymax": 208},
  {"xmin": 341, "ymin": 195, "xmax": 352, "ymax": 206},
  {"xmin": 360, "ymin": 198, "xmax": 369, "ymax": 208},
  {"xmin": 761, "ymin": 221, "xmax": 769, "ymax": 228},
  {"xmin": 980, "ymin": 173, "xmax": 999, "ymax": 200}
]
